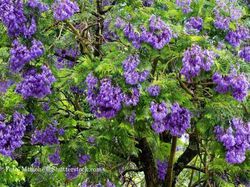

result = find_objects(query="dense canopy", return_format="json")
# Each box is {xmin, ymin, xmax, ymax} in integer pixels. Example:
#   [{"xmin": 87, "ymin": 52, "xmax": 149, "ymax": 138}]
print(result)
[{"xmin": 0, "ymin": 0, "xmax": 249, "ymax": 186}]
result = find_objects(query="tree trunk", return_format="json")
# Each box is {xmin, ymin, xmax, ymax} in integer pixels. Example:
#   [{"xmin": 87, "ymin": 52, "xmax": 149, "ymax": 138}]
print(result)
[{"xmin": 136, "ymin": 138, "xmax": 159, "ymax": 187}]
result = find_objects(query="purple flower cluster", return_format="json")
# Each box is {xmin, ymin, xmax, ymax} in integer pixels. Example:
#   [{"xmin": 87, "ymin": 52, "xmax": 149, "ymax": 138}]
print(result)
[
  {"xmin": 48, "ymin": 149, "xmax": 62, "ymax": 165},
  {"xmin": 0, "ymin": 0, "xmax": 30, "ymax": 37},
  {"xmin": 10, "ymin": 39, "xmax": 44, "ymax": 72},
  {"xmin": 150, "ymin": 102, "xmax": 191, "ymax": 136},
  {"xmin": 147, "ymin": 85, "xmax": 160, "ymax": 97},
  {"xmin": 86, "ymin": 74, "xmax": 123, "ymax": 119},
  {"xmin": 27, "ymin": 0, "xmax": 49, "ymax": 12},
  {"xmin": 0, "ymin": 80, "xmax": 13, "ymax": 94},
  {"xmin": 176, "ymin": 0, "xmax": 192, "ymax": 14},
  {"xmin": 214, "ymin": 118, "xmax": 250, "ymax": 164},
  {"xmin": 142, "ymin": 0, "xmax": 154, "ymax": 7},
  {"xmin": 122, "ymin": 55, "xmax": 150, "ymax": 85},
  {"xmin": 212, "ymin": 71, "xmax": 249, "ymax": 102},
  {"xmin": 79, "ymin": 154, "xmax": 90, "ymax": 165},
  {"xmin": 124, "ymin": 88, "xmax": 140, "ymax": 106},
  {"xmin": 157, "ymin": 160, "xmax": 168, "ymax": 181},
  {"xmin": 181, "ymin": 45, "xmax": 216, "ymax": 80},
  {"xmin": 122, "ymin": 16, "xmax": 172, "ymax": 49},
  {"xmin": 165, "ymin": 103, "xmax": 191, "ymax": 137},
  {"xmin": 31, "ymin": 124, "xmax": 64, "ymax": 145},
  {"xmin": 0, "ymin": 112, "xmax": 27, "ymax": 157},
  {"xmin": 140, "ymin": 15, "xmax": 173, "ymax": 49},
  {"xmin": 66, "ymin": 166, "xmax": 79, "ymax": 180},
  {"xmin": 184, "ymin": 17, "xmax": 203, "ymax": 34},
  {"xmin": 239, "ymin": 47, "xmax": 250, "ymax": 63},
  {"xmin": 214, "ymin": 14, "xmax": 230, "ymax": 30},
  {"xmin": 225, "ymin": 26, "xmax": 250, "ymax": 47},
  {"xmin": 52, "ymin": 0, "xmax": 79, "ymax": 21},
  {"xmin": 150, "ymin": 102, "xmax": 168, "ymax": 133},
  {"xmin": 16, "ymin": 65, "xmax": 56, "ymax": 99},
  {"xmin": 214, "ymin": 0, "xmax": 242, "ymax": 30},
  {"xmin": 55, "ymin": 47, "xmax": 80, "ymax": 69},
  {"xmin": 124, "ymin": 23, "xmax": 141, "ymax": 48}
]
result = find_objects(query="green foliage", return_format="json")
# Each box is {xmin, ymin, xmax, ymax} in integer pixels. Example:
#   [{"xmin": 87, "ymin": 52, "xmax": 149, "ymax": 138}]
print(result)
[{"xmin": 0, "ymin": 0, "xmax": 249, "ymax": 186}]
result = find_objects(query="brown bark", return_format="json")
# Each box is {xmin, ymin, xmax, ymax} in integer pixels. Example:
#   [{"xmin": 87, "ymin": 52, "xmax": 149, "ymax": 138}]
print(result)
[{"xmin": 136, "ymin": 138, "xmax": 159, "ymax": 187}]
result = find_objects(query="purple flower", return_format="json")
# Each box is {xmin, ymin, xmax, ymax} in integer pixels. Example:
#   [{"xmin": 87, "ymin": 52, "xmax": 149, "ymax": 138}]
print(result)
[
  {"xmin": 10, "ymin": 40, "xmax": 31, "ymax": 72},
  {"xmin": 0, "ymin": 112, "xmax": 27, "ymax": 157},
  {"xmin": 157, "ymin": 160, "xmax": 168, "ymax": 180},
  {"xmin": 10, "ymin": 39, "xmax": 44, "ymax": 72},
  {"xmin": 239, "ymin": 46, "xmax": 250, "ymax": 63},
  {"xmin": 27, "ymin": 0, "xmax": 49, "ymax": 12},
  {"xmin": 122, "ymin": 55, "xmax": 149, "ymax": 85},
  {"xmin": 225, "ymin": 26, "xmax": 250, "ymax": 47},
  {"xmin": 106, "ymin": 179, "xmax": 116, "ymax": 187},
  {"xmin": 48, "ymin": 149, "xmax": 62, "ymax": 165},
  {"xmin": 230, "ymin": 74, "xmax": 249, "ymax": 102},
  {"xmin": 126, "ymin": 111, "xmax": 136, "ymax": 125},
  {"xmin": 122, "ymin": 55, "xmax": 140, "ymax": 72},
  {"xmin": 147, "ymin": 85, "xmax": 160, "ymax": 97},
  {"xmin": 124, "ymin": 88, "xmax": 140, "ymax": 106},
  {"xmin": 23, "ymin": 18, "xmax": 37, "ymax": 38},
  {"xmin": 102, "ymin": 0, "xmax": 110, "ymax": 7},
  {"xmin": 0, "ymin": 0, "xmax": 27, "ymax": 37},
  {"xmin": 30, "ymin": 39, "xmax": 44, "ymax": 58},
  {"xmin": 79, "ymin": 154, "xmax": 90, "ymax": 165},
  {"xmin": 176, "ymin": 0, "xmax": 192, "ymax": 13},
  {"xmin": 86, "ymin": 75, "xmax": 123, "ymax": 119},
  {"xmin": 141, "ymin": 15, "xmax": 172, "ymax": 49},
  {"xmin": 86, "ymin": 73, "xmax": 98, "ymax": 90},
  {"xmin": 124, "ymin": 23, "xmax": 141, "ymax": 48},
  {"xmin": 165, "ymin": 103, "xmax": 191, "ymax": 137},
  {"xmin": 225, "ymin": 31, "xmax": 241, "ymax": 47},
  {"xmin": 139, "ymin": 70, "xmax": 150, "ymax": 82},
  {"xmin": 32, "ymin": 158, "xmax": 41, "ymax": 168},
  {"xmin": 66, "ymin": 166, "xmax": 79, "ymax": 180},
  {"xmin": 115, "ymin": 17, "xmax": 126, "ymax": 29},
  {"xmin": 150, "ymin": 102, "xmax": 168, "ymax": 121},
  {"xmin": 87, "ymin": 136, "xmax": 95, "ymax": 144},
  {"xmin": 42, "ymin": 102, "xmax": 50, "ymax": 111},
  {"xmin": 152, "ymin": 121, "xmax": 166, "ymax": 133},
  {"xmin": 214, "ymin": 118, "xmax": 250, "ymax": 164},
  {"xmin": 143, "ymin": 0, "xmax": 154, "ymax": 7},
  {"xmin": 52, "ymin": 0, "xmax": 79, "ymax": 21},
  {"xmin": 214, "ymin": 14, "xmax": 230, "ymax": 30},
  {"xmin": 31, "ymin": 124, "xmax": 63, "ymax": 145},
  {"xmin": 55, "ymin": 47, "xmax": 80, "ymax": 69},
  {"xmin": 181, "ymin": 45, "xmax": 215, "ymax": 80},
  {"xmin": 213, "ymin": 71, "xmax": 249, "ymax": 102},
  {"xmin": 16, "ymin": 65, "xmax": 56, "ymax": 99},
  {"xmin": 0, "ymin": 80, "xmax": 12, "ymax": 93},
  {"xmin": 58, "ymin": 128, "xmax": 65, "ymax": 135},
  {"xmin": 185, "ymin": 17, "xmax": 203, "ymax": 34},
  {"xmin": 212, "ymin": 72, "xmax": 231, "ymax": 94}
]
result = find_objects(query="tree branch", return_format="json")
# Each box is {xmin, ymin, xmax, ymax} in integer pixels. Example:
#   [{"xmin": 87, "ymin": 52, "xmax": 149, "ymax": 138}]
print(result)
[{"xmin": 165, "ymin": 136, "xmax": 178, "ymax": 187}]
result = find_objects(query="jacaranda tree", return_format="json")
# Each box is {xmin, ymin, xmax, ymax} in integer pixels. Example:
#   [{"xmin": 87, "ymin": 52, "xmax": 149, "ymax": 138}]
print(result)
[{"xmin": 0, "ymin": 0, "xmax": 249, "ymax": 186}]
